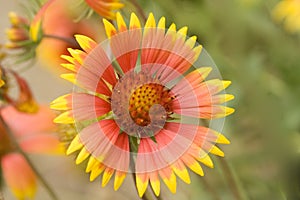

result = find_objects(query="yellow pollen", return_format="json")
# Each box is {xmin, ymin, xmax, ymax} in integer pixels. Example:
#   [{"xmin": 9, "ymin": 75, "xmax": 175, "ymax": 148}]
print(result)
[{"xmin": 129, "ymin": 83, "xmax": 174, "ymax": 126}]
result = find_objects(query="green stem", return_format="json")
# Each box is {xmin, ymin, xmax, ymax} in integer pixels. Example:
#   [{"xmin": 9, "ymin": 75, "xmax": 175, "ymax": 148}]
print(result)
[
  {"xmin": 199, "ymin": 177, "xmax": 221, "ymax": 200},
  {"xmin": 199, "ymin": 119, "xmax": 241, "ymax": 199},
  {"xmin": 0, "ymin": 189, "xmax": 4, "ymax": 200},
  {"xmin": 43, "ymin": 34, "xmax": 80, "ymax": 49},
  {"xmin": 0, "ymin": 114, "xmax": 58, "ymax": 200},
  {"xmin": 218, "ymin": 158, "xmax": 242, "ymax": 200},
  {"xmin": 128, "ymin": 0, "xmax": 147, "ymax": 23}
]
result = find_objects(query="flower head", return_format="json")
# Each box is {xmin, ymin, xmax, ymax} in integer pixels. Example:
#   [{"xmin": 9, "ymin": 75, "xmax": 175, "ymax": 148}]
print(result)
[
  {"xmin": 51, "ymin": 12, "xmax": 234, "ymax": 197},
  {"xmin": 1, "ymin": 70, "xmax": 39, "ymax": 113},
  {"xmin": 36, "ymin": 0, "xmax": 102, "ymax": 70},
  {"xmin": 5, "ymin": 2, "xmax": 47, "ymax": 63},
  {"xmin": 5, "ymin": 12, "xmax": 32, "ymax": 50},
  {"xmin": 0, "ymin": 105, "xmax": 63, "ymax": 199},
  {"xmin": 5, "ymin": 0, "xmax": 100, "ymax": 68},
  {"xmin": 75, "ymin": 0, "xmax": 124, "ymax": 20},
  {"xmin": 273, "ymin": 0, "xmax": 300, "ymax": 33}
]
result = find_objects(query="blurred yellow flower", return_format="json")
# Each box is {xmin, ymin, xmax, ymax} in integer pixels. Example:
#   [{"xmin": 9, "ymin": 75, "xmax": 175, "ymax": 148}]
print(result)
[
  {"xmin": 5, "ymin": 12, "xmax": 31, "ymax": 50},
  {"xmin": 0, "ymin": 50, "xmax": 5, "ymax": 88},
  {"xmin": 0, "ymin": 69, "xmax": 4, "ymax": 88},
  {"xmin": 273, "ymin": 0, "xmax": 300, "ymax": 33},
  {"xmin": 5, "ymin": 9, "xmax": 43, "ymax": 63}
]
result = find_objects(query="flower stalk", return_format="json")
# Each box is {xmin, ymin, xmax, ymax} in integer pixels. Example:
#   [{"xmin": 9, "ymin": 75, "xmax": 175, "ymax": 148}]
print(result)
[
  {"xmin": 43, "ymin": 34, "xmax": 81, "ymax": 49},
  {"xmin": 199, "ymin": 177, "xmax": 221, "ymax": 200},
  {"xmin": 128, "ymin": 0, "xmax": 147, "ymax": 23},
  {"xmin": 218, "ymin": 158, "xmax": 243, "ymax": 200}
]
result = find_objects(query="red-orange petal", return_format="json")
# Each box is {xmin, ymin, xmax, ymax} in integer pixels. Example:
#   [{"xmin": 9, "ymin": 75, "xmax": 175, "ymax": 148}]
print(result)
[{"xmin": 1, "ymin": 153, "xmax": 37, "ymax": 199}]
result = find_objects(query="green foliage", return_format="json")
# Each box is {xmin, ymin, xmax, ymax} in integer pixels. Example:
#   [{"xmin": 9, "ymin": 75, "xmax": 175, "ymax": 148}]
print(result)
[{"xmin": 141, "ymin": 0, "xmax": 300, "ymax": 199}]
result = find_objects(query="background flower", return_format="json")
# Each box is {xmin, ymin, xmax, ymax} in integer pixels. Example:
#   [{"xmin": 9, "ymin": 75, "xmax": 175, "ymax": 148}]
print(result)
[
  {"xmin": 73, "ymin": 0, "xmax": 124, "ymax": 20},
  {"xmin": 4, "ymin": 0, "xmax": 104, "ymax": 73},
  {"xmin": 36, "ymin": 0, "xmax": 104, "ymax": 72},
  {"xmin": 0, "ymin": 105, "xmax": 63, "ymax": 199},
  {"xmin": 272, "ymin": 0, "xmax": 300, "ymax": 33}
]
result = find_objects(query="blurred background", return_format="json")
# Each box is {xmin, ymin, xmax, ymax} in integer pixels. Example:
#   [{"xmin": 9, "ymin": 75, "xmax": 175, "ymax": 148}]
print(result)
[{"xmin": 1, "ymin": 0, "xmax": 300, "ymax": 199}]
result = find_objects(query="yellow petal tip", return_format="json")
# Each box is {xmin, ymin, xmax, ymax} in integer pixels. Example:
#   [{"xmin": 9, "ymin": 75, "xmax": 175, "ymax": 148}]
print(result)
[
  {"xmin": 50, "ymin": 94, "xmax": 71, "ymax": 110},
  {"xmin": 66, "ymin": 135, "xmax": 83, "ymax": 155},
  {"xmin": 130, "ymin": 12, "xmax": 141, "ymax": 29},
  {"xmin": 114, "ymin": 172, "xmax": 126, "ymax": 191},
  {"xmin": 216, "ymin": 134, "xmax": 231, "ymax": 144},
  {"xmin": 210, "ymin": 146, "xmax": 225, "ymax": 157},
  {"xmin": 223, "ymin": 80, "xmax": 232, "ymax": 89},
  {"xmin": 53, "ymin": 111, "xmax": 74, "ymax": 124},
  {"xmin": 60, "ymin": 73, "xmax": 76, "ymax": 84}
]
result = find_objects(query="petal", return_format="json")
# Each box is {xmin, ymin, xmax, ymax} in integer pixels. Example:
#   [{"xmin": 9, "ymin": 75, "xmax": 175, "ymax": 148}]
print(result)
[
  {"xmin": 141, "ymin": 21, "xmax": 202, "ymax": 84},
  {"xmin": 53, "ymin": 93, "xmax": 111, "ymax": 123},
  {"xmin": 171, "ymin": 75, "xmax": 235, "ymax": 118},
  {"xmin": 61, "ymin": 63, "xmax": 78, "ymax": 72},
  {"xmin": 136, "ymin": 173, "xmax": 149, "ymax": 197},
  {"xmin": 108, "ymin": 23, "xmax": 142, "ymax": 73},
  {"xmin": 1, "ymin": 105, "xmax": 56, "ymax": 137},
  {"xmin": 149, "ymin": 172, "xmax": 160, "ymax": 196},
  {"xmin": 198, "ymin": 106, "xmax": 235, "ymax": 119},
  {"xmin": 193, "ymin": 126, "xmax": 230, "ymax": 147},
  {"xmin": 75, "ymin": 34, "xmax": 97, "ymax": 53},
  {"xmin": 1, "ymin": 153, "xmax": 36, "ymax": 199},
  {"xmin": 171, "ymin": 160, "xmax": 191, "ymax": 184},
  {"xmin": 50, "ymin": 94, "xmax": 72, "ymax": 110},
  {"xmin": 85, "ymin": 0, "xmax": 124, "ymax": 19},
  {"xmin": 66, "ymin": 135, "xmax": 84, "ymax": 155},
  {"xmin": 116, "ymin": 12, "xmax": 127, "ymax": 32},
  {"xmin": 20, "ymin": 134, "xmax": 64, "ymax": 155},
  {"xmin": 136, "ymin": 122, "xmax": 198, "ymax": 174},
  {"xmin": 79, "ymin": 120, "xmax": 129, "ymax": 173},
  {"xmin": 90, "ymin": 162, "xmax": 105, "ymax": 181},
  {"xmin": 103, "ymin": 18, "xmax": 117, "ymax": 38},
  {"xmin": 181, "ymin": 154, "xmax": 204, "ymax": 176},
  {"xmin": 76, "ymin": 147, "xmax": 90, "ymax": 164},
  {"xmin": 114, "ymin": 171, "xmax": 126, "ymax": 191},
  {"xmin": 206, "ymin": 145, "xmax": 225, "ymax": 157},
  {"xmin": 61, "ymin": 55, "xmax": 75, "ymax": 64},
  {"xmin": 197, "ymin": 151, "xmax": 214, "ymax": 168},
  {"xmin": 145, "ymin": 13, "xmax": 156, "ymax": 29},
  {"xmin": 129, "ymin": 12, "xmax": 141, "ymax": 29},
  {"xmin": 60, "ymin": 73, "xmax": 77, "ymax": 85},
  {"xmin": 86, "ymin": 156, "xmax": 100, "ymax": 173},
  {"xmin": 76, "ymin": 44, "xmax": 118, "ymax": 94},
  {"xmin": 102, "ymin": 167, "xmax": 114, "ymax": 187},
  {"xmin": 54, "ymin": 110, "xmax": 75, "ymax": 124},
  {"xmin": 159, "ymin": 167, "xmax": 176, "ymax": 193},
  {"xmin": 67, "ymin": 48, "xmax": 87, "ymax": 65}
]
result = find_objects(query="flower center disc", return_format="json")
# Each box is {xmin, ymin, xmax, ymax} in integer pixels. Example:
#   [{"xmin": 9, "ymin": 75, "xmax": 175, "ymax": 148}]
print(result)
[
  {"xmin": 111, "ymin": 71, "xmax": 174, "ymax": 138},
  {"xmin": 129, "ymin": 83, "xmax": 173, "ymax": 126}
]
